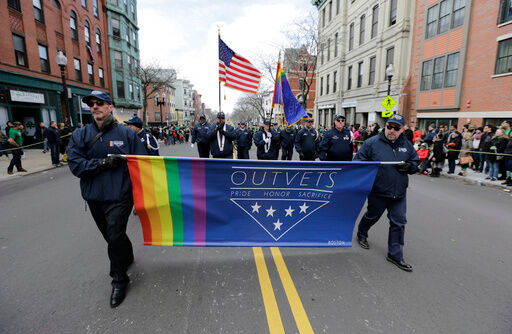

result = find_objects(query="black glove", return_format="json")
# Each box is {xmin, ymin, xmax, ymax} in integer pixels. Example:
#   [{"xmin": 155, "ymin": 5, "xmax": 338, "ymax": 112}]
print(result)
[
  {"xmin": 98, "ymin": 155, "xmax": 124, "ymax": 169},
  {"xmin": 395, "ymin": 162, "xmax": 412, "ymax": 173}
]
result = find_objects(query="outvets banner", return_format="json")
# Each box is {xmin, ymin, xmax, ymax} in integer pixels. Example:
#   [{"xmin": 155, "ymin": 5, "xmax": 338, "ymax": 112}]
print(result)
[{"xmin": 126, "ymin": 156, "xmax": 379, "ymax": 247}]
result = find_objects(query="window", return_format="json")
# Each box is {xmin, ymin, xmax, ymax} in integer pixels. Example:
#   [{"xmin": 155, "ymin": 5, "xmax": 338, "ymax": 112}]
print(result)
[
  {"xmin": 322, "ymin": 8, "xmax": 326, "ymax": 27},
  {"xmin": 333, "ymin": 71, "xmax": 337, "ymax": 93},
  {"xmin": 87, "ymin": 63, "xmax": 94, "ymax": 84},
  {"xmin": 82, "ymin": 0, "xmax": 87, "ymax": 8},
  {"xmin": 124, "ymin": 0, "xmax": 128, "ymax": 12},
  {"xmin": 334, "ymin": 33, "xmax": 338, "ymax": 57},
  {"xmin": 99, "ymin": 67, "xmax": 104, "ymax": 87},
  {"xmin": 499, "ymin": 0, "xmax": 512, "ymax": 24},
  {"xmin": 112, "ymin": 18, "xmax": 120, "ymax": 37},
  {"xmin": 127, "ymin": 55, "xmax": 132, "ymax": 71},
  {"xmin": 117, "ymin": 80, "xmax": 125, "ymax": 98},
  {"xmin": 131, "ymin": 4, "xmax": 135, "ymax": 19},
  {"xmin": 438, "ymin": 0, "xmax": 451, "ymax": 34},
  {"xmin": 452, "ymin": 0, "xmax": 465, "ymax": 28},
  {"xmin": 321, "ymin": 43, "xmax": 324, "ymax": 65},
  {"xmin": 8, "ymin": 0, "xmax": 21, "ymax": 11},
  {"xmin": 385, "ymin": 47, "xmax": 394, "ymax": 79},
  {"xmin": 359, "ymin": 15, "xmax": 365, "ymax": 45},
  {"xmin": 132, "ymin": 30, "xmax": 137, "ymax": 46},
  {"xmin": 445, "ymin": 52, "xmax": 459, "ymax": 87},
  {"xmin": 349, "ymin": 22, "xmax": 354, "ymax": 51},
  {"xmin": 52, "ymin": 0, "xmax": 61, "ymax": 9},
  {"xmin": 70, "ymin": 11, "xmax": 78, "ymax": 40},
  {"xmin": 114, "ymin": 51, "xmax": 123, "ymax": 69},
  {"xmin": 420, "ymin": 60, "xmax": 433, "ymax": 91},
  {"xmin": 495, "ymin": 38, "xmax": 512, "ymax": 74},
  {"xmin": 336, "ymin": 0, "xmax": 340, "ymax": 15},
  {"xmin": 84, "ymin": 21, "xmax": 91, "ymax": 46},
  {"xmin": 327, "ymin": 38, "xmax": 331, "ymax": 61},
  {"xmin": 320, "ymin": 77, "xmax": 323, "ymax": 95},
  {"xmin": 93, "ymin": 0, "xmax": 98, "ymax": 17},
  {"xmin": 38, "ymin": 44, "xmax": 49, "ymax": 73},
  {"xmin": 371, "ymin": 5, "xmax": 379, "ymax": 39},
  {"xmin": 33, "ymin": 0, "xmax": 44, "ymax": 23},
  {"xmin": 426, "ymin": 5, "xmax": 438, "ymax": 39},
  {"xmin": 111, "ymin": 0, "xmax": 118, "ymax": 5},
  {"xmin": 369, "ymin": 56, "xmax": 376, "ymax": 85},
  {"xmin": 326, "ymin": 74, "xmax": 330, "ymax": 94},
  {"xmin": 74, "ymin": 58, "xmax": 82, "ymax": 81},
  {"xmin": 12, "ymin": 34, "xmax": 28, "ymax": 67},
  {"xmin": 357, "ymin": 62, "xmax": 363, "ymax": 87},
  {"xmin": 432, "ymin": 56, "xmax": 446, "ymax": 89},
  {"xmin": 347, "ymin": 66, "xmax": 352, "ymax": 90},
  {"xmin": 390, "ymin": 0, "xmax": 397, "ymax": 26},
  {"xmin": 129, "ymin": 83, "xmax": 134, "ymax": 99},
  {"xmin": 96, "ymin": 29, "xmax": 101, "ymax": 53},
  {"xmin": 136, "ymin": 85, "xmax": 140, "ymax": 100},
  {"xmin": 329, "ymin": 1, "xmax": 332, "ymax": 21}
]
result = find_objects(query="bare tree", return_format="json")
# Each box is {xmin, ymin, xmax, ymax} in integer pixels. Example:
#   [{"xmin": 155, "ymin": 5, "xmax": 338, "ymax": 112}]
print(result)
[
  {"xmin": 231, "ymin": 88, "xmax": 273, "ymax": 125},
  {"xmin": 133, "ymin": 61, "xmax": 177, "ymax": 126}
]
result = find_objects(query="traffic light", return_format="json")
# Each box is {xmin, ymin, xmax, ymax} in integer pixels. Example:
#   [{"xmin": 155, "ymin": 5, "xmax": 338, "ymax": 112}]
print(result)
[{"xmin": 0, "ymin": 90, "xmax": 6, "ymax": 103}]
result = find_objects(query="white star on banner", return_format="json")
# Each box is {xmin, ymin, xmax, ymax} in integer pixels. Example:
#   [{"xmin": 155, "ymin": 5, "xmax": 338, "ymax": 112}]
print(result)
[
  {"xmin": 266, "ymin": 206, "xmax": 276, "ymax": 217},
  {"xmin": 284, "ymin": 206, "xmax": 295, "ymax": 217},
  {"xmin": 251, "ymin": 202, "xmax": 261, "ymax": 213},
  {"xmin": 299, "ymin": 202, "xmax": 309, "ymax": 213},
  {"xmin": 273, "ymin": 219, "xmax": 283, "ymax": 230}
]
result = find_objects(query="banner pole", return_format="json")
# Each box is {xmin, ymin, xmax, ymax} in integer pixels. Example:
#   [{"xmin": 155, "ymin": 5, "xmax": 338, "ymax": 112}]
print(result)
[{"xmin": 218, "ymin": 28, "xmax": 222, "ymax": 114}]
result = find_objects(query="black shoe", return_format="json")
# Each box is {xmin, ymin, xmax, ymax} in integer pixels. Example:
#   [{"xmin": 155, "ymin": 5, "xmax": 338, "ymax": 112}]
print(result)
[
  {"xmin": 386, "ymin": 256, "xmax": 413, "ymax": 272},
  {"xmin": 110, "ymin": 284, "xmax": 128, "ymax": 308},
  {"xmin": 357, "ymin": 236, "xmax": 369, "ymax": 249}
]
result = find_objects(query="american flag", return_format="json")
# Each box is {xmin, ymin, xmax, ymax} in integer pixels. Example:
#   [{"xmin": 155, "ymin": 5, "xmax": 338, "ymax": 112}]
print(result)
[{"xmin": 219, "ymin": 37, "xmax": 261, "ymax": 94}]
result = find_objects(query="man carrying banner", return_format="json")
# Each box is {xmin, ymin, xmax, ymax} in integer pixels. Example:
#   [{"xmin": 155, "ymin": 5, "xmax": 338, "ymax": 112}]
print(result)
[
  {"xmin": 124, "ymin": 115, "xmax": 159, "ymax": 156},
  {"xmin": 280, "ymin": 125, "xmax": 297, "ymax": 160},
  {"xmin": 68, "ymin": 90, "xmax": 147, "ymax": 307},
  {"xmin": 235, "ymin": 121, "xmax": 252, "ymax": 159},
  {"xmin": 295, "ymin": 118, "xmax": 319, "ymax": 161},
  {"xmin": 207, "ymin": 111, "xmax": 236, "ymax": 159},
  {"xmin": 191, "ymin": 114, "xmax": 210, "ymax": 158},
  {"xmin": 353, "ymin": 114, "xmax": 420, "ymax": 272},
  {"xmin": 318, "ymin": 114, "xmax": 354, "ymax": 161},
  {"xmin": 254, "ymin": 118, "xmax": 280, "ymax": 160}
]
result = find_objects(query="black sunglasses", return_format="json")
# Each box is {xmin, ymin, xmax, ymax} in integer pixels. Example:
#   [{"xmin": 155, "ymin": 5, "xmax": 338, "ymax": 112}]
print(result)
[
  {"xmin": 386, "ymin": 125, "xmax": 401, "ymax": 131},
  {"xmin": 87, "ymin": 100, "xmax": 106, "ymax": 107}
]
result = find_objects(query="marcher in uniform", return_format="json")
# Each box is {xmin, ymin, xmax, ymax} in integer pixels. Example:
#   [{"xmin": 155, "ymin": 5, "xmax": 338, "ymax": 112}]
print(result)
[
  {"xmin": 318, "ymin": 114, "xmax": 354, "ymax": 161},
  {"xmin": 295, "ymin": 118, "xmax": 318, "ymax": 161},
  {"xmin": 124, "ymin": 115, "xmax": 160, "ymax": 156},
  {"xmin": 254, "ymin": 118, "xmax": 279, "ymax": 160},
  {"xmin": 280, "ymin": 125, "xmax": 297, "ymax": 160},
  {"xmin": 191, "ymin": 114, "xmax": 210, "ymax": 158},
  {"xmin": 207, "ymin": 112, "xmax": 236, "ymax": 158},
  {"xmin": 235, "ymin": 121, "xmax": 252, "ymax": 159}
]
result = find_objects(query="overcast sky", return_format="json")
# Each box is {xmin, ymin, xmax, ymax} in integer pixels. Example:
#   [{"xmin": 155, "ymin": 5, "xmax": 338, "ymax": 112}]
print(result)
[{"xmin": 138, "ymin": 0, "xmax": 316, "ymax": 114}]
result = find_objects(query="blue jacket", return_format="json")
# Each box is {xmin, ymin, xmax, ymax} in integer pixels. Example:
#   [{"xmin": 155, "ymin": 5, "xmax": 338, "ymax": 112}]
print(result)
[
  {"xmin": 318, "ymin": 127, "xmax": 354, "ymax": 161},
  {"xmin": 68, "ymin": 122, "xmax": 147, "ymax": 202},
  {"xmin": 207, "ymin": 122, "xmax": 236, "ymax": 157},
  {"xmin": 423, "ymin": 129, "xmax": 437, "ymax": 146},
  {"xmin": 191, "ymin": 121, "xmax": 210, "ymax": 144},
  {"xmin": 295, "ymin": 127, "xmax": 318, "ymax": 155},
  {"xmin": 45, "ymin": 126, "xmax": 61, "ymax": 145},
  {"xmin": 280, "ymin": 128, "xmax": 296, "ymax": 148},
  {"xmin": 354, "ymin": 132, "xmax": 420, "ymax": 199},
  {"xmin": 235, "ymin": 128, "xmax": 253, "ymax": 148},
  {"xmin": 137, "ymin": 130, "xmax": 159, "ymax": 156},
  {"xmin": 254, "ymin": 129, "xmax": 279, "ymax": 159}
]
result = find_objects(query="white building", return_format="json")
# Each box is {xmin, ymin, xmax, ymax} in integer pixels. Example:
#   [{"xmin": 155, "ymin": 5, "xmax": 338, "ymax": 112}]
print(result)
[{"xmin": 313, "ymin": 0, "xmax": 415, "ymax": 127}]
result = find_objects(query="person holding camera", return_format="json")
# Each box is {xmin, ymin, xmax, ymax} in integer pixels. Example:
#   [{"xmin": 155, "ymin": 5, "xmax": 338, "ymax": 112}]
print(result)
[{"xmin": 207, "ymin": 112, "xmax": 236, "ymax": 159}]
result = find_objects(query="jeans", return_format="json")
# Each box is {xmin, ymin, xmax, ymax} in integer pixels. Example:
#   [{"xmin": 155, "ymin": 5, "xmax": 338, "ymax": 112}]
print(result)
[
  {"xmin": 43, "ymin": 138, "xmax": 49, "ymax": 151},
  {"xmin": 488, "ymin": 161, "xmax": 500, "ymax": 178},
  {"xmin": 7, "ymin": 148, "xmax": 22, "ymax": 172},
  {"xmin": 49, "ymin": 142, "xmax": 59, "ymax": 165},
  {"xmin": 506, "ymin": 158, "xmax": 512, "ymax": 173},
  {"xmin": 448, "ymin": 159, "xmax": 456, "ymax": 173}
]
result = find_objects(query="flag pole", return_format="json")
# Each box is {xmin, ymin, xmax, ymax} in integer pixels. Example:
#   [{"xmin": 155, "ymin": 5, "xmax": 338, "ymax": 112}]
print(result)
[
  {"xmin": 218, "ymin": 27, "xmax": 222, "ymax": 114},
  {"xmin": 270, "ymin": 51, "xmax": 281, "ymax": 122}
]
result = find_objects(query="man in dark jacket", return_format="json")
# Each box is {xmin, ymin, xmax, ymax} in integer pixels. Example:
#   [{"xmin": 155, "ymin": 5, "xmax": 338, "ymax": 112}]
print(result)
[
  {"xmin": 254, "ymin": 119, "xmax": 279, "ymax": 160},
  {"xmin": 207, "ymin": 112, "xmax": 236, "ymax": 158},
  {"xmin": 67, "ymin": 90, "xmax": 147, "ymax": 308},
  {"xmin": 272, "ymin": 122, "xmax": 282, "ymax": 160},
  {"xmin": 191, "ymin": 114, "xmax": 210, "ymax": 158},
  {"xmin": 318, "ymin": 114, "xmax": 354, "ymax": 161},
  {"xmin": 423, "ymin": 123, "xmax": 437, "ymax": 146},
  {"xmin": 295, "ymin": 118, "xmax": 318, "ymax": 160},
  {"xmin": 45, "ymin": 121, "xmax": 61, "ymax": 166},
  {"xmin": 235, "ymin": 121, "xmax": 252, "ymax": 159},
  {"xmin": 280, "ymin": 126, "xmax": 296, "ymax": 160},
  {"xmin": 479, "ymin": 125, "xmax": 495, "ymax": 173},
  {"xmin": 354, "ymin": 114, "xmax": 420, "ymax": 272},
  {"xmin": 124, "ymin": 115, "xmax": 159, "ymax": 156}
]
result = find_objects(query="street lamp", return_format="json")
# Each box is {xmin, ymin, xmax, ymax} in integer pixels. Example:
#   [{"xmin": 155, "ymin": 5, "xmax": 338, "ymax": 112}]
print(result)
[
  {"xmin": 55, "ymin": 51, "xmax": 71, "ymax": 127},
  {"xmin": 156, "ymin": 93, "xmax": 165, "ymax": 129},
  {"xmin": 386, "ymin": 63, "xmax": 394, "ymax": 97}
]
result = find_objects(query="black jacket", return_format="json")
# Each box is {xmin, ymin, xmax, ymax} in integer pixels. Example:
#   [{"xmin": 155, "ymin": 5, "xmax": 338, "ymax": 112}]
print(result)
[
  {"xmin": 207, "ymin": 122, "xmax": 236, "ymax": 157},
  {"xmin": 280, "ymin": 128, "xmax": 296, "ymax": 148},
  {"xmin": 191, "ymin": 121, "xmax": 210, "ymax": 144},
  {"xmin": 318, "ymin": 127, "xmax": 354, "ymax": 161},
  {"xmin": 294, "ymin": 127, "xmax": 318, "ymax": 156},
  {"xmin": 254, "ymin": 129, "xmax": 279, "ymax": 159},
  {"xmin": 45, "ymin": 126, "xmax": 61, "ymax": 145},
  {"xmin": 446, "ymin": 133, "xmax": 462, "ymax": 160},
  {"xmin": 235, "ymin": 128, "xmax": 253, "ymax": 148}
]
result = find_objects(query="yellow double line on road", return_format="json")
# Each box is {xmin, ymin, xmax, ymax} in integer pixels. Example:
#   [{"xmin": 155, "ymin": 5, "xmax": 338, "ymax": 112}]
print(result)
[{"xmin": 253, "ymin": 247, "xmax": 314, "ymax": 334}]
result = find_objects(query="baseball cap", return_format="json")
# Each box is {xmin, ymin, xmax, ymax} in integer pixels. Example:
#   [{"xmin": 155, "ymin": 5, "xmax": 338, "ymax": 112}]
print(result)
[
  {"xmin": 82, "ymin": 90, "xmax": 113, "ymax": 105},
  {"xmin": 272, "ymin": 122, "xmax": 278, "ymax": 126},
  {"xmin": 124, "ymin": 115, "xmax": 143, "ymax": 128},
  {"xmin": 240, "ymin": 121, "xmax": 247, "ymax": 125},
  {"xmin": 263, "ymin": 118, "xmax": 271, "ymax": 125},
  {"xmin": 305, "ymin": 118, "xmax": 314, "ymax": 123},
  {"xmin": 333, "ymin": 114, "xmax": 345, "ymax": 121},
  {"xmin": 387, "ymin": 114, "xmax": 404, "ymax": 127},
  {"xmin": 199, "ymin": 114, "xmax": 206, "ymax": 119},
  {"xmin": 217, "ymin": 111, "xmax": 225, "ymax": 119}
]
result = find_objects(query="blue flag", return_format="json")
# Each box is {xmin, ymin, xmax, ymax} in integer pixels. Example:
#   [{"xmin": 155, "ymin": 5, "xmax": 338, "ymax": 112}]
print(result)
[{"xmin": 273, "ymin": 62, "xmax": 308, "ymax": 125}]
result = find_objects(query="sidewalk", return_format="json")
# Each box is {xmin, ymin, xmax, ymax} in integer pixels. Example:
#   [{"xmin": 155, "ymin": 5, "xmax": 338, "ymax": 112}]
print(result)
[
  {"xmin": 0, "ymin": 149, "xmax": 65, "ymax": 182},
  {"xmin": 435, "ymin": 164, "xmax": 512, "ymax": 191}
]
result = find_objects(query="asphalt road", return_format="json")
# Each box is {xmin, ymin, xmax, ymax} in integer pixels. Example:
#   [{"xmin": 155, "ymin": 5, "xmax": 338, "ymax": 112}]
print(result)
[{"xmin": 1, "ymin": 142, "xmax": 511, "ymax": 333}]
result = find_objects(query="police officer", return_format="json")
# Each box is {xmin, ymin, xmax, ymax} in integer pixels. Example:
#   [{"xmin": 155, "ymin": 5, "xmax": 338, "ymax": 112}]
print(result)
[
  {"xmin": 280, "ymin": 125, "xmax": 296, "ymax": 160},
  {"xmin": 124, "ymin": 115, "xmax": 159, "ymax": 156},
  {"xmin": 207, "ymin": 112, "xmax": 236, "ymax": 158},
  {"xmin": 318, "ymin": 114, "xmax": 354, "ymax": 161},
  {"xmin": 272, "ymin": 122, "xmax": 282, "ymax": 160},
  {"xmin": 254, "ymin": 118, "xmax": 279, "ymax": 160},
  {"xmin": 191, "ymin": 114, "xmax": 210, "ymax": 158},
  {"xmin": 295, "ymin": 118, "xmax": 318, "ymax": 160},
  {"xmin": 353, "ymin": 114, "xmax": 420, "ymax": 272},
  {"xmin": 235, "ymin": 121, "xmax": 253, "ymax": 159},
  {"xmin": 67, "ymin": 91, "xmax": 147, "ymax": 307}
]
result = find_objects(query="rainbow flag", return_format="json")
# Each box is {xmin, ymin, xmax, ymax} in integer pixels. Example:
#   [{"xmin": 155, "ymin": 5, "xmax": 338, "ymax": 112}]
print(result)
[
  {"xmin": 272, "ymin": 61, "xmax": 308, "ymax": 126},
  {"xmin": 126, "ymin": 155, "xmax": 380, "ymax": 247}
]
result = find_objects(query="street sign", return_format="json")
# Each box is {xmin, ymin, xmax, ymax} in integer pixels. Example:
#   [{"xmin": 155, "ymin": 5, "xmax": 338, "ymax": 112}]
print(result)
[
  {"xmin": 381, "ymin": 95, "xmax": 397, "ymax": 111},
  {"xmin": 382, "ymin": 110, "xmax": 394, "ymax": 117}
]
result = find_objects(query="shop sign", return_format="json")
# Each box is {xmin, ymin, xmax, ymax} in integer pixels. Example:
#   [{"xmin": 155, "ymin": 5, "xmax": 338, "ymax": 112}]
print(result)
[
  {"xmin": 318, "ymin": 104, "xmax": 335, "ymax": 110},
  {"xmin": 10, "ymin": 90, "xmax": 45, "ymax": 104}
]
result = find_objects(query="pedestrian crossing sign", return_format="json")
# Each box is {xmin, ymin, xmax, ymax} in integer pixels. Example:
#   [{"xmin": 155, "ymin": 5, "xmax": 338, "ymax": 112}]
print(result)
[
  {"xmin": 382, "ymin": 110, "xmax": 394, "ymax": 117},
  {"xmin": 381, "ymin": 95, "xmax": 397, "ymax": 111}
]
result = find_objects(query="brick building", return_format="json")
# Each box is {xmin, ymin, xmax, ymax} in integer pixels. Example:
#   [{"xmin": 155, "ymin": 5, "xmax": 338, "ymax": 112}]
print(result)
[
  {"xmin": 144, "ymin": 82, "xmax": 175, "ymax": 127},
  {"xmin": 403, "ymin": 0, "xmax": 512, "ymax": 129},
  {"xmin": 0, "ymin": 0, "xmax": 112, "ymax": 141}
]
